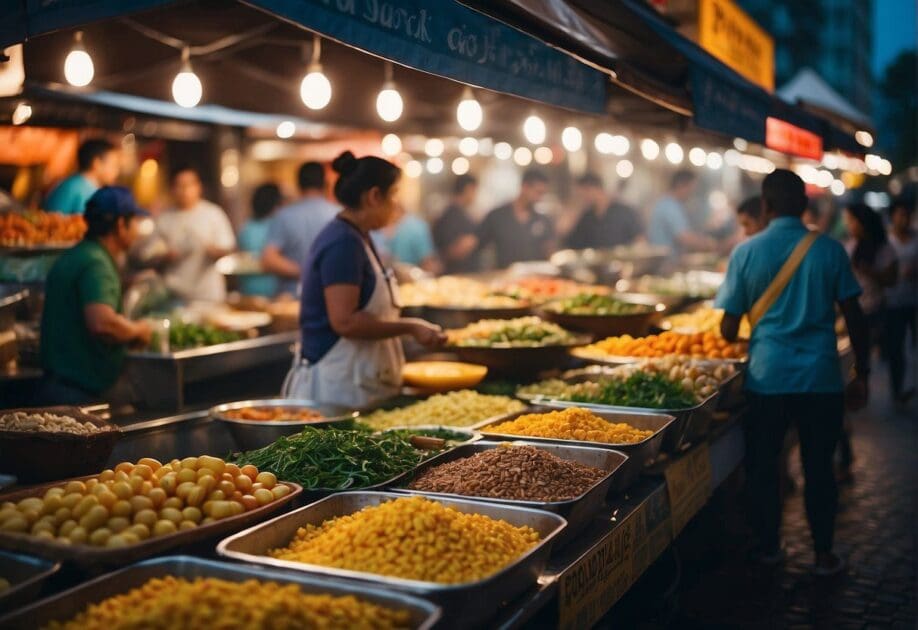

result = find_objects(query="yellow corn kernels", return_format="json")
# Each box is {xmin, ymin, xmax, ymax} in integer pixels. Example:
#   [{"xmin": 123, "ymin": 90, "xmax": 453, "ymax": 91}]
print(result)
[{"xmin": 489, "ymin": 407, "xmax": 654, "ymax": 444}]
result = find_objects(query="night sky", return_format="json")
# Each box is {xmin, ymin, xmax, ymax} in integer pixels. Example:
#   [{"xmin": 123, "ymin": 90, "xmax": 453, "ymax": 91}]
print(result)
[{"xmin": 873, "ymin": 0, "xmax": 917, "ymax": 76}]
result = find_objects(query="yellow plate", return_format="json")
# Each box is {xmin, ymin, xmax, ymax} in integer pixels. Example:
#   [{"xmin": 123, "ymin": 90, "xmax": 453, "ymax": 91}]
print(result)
[{"xmin": 401, "ymin": 361, "xmax": 488, "ymax": 390}]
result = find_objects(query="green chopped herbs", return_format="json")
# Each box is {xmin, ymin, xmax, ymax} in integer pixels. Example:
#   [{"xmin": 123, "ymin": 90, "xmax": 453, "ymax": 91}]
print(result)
[
  {"xmin": 547, "ymin": 293, "xmax": 653, "ymax": 316},
  {"xmin": 230, "ymin": 427, "xmax": 427, "ymax": 490},
  {"xmin": 382, "ymin": 427, "xmax": 474, "ymax": 445},
  {"xmin": 152, "ymin": 322, "xmax": 243, "ymax": 351},
  {"xmin": 519, "ymin": 371, "xmax": 697, "ymax": 409}
]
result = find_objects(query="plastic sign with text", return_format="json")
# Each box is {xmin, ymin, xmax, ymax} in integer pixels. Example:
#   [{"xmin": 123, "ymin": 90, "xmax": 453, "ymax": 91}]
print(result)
[
  {"xmin": 766, "ymin": 117, "xmax": 824, "ymax": 160},
  {"xmin": 698, "ymin": 0, "xmax": 775, "ymax": 92}
]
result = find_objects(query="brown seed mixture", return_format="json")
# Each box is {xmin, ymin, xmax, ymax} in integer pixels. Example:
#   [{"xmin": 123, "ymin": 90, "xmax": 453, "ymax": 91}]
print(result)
[{"xmin": 407, "ymin": 445, "xmax": 607, "ymax": 502}]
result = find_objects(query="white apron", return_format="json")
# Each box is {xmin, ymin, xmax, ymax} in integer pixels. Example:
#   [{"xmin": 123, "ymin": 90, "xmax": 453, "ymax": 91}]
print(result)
[{"xmin": 281, "ymin": 234, "xmax": 404, "ymax": 408}]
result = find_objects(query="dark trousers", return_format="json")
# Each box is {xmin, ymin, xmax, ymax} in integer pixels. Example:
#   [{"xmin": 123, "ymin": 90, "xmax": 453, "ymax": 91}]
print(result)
[
  {"xmin": 886, "ymin": 305, "xmax": 917, "ymax": 398},
  {"xmin": 745, "ymin": 392, "xmax": 844, "ymax": 554}
]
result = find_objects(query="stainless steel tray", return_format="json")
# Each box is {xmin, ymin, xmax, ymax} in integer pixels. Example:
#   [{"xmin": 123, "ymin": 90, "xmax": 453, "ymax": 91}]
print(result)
[
  {"xmin": 479, "ymin": 408, "xmax": 676, "ymax": 492},
  {"xmin": 392, "ymin": 440, "xmax": 626, "ymax": 541},
  {"xmin": 0, "ymin": 550, "xmax": 60, "ymax": 615},
  {"xmin": 217, "ymin": 491, "xmax": 565, "ymax": 626},
  {"xmin": 379, "ymin": 424, "xmax": 482, "ymax": 447},
  {"xmin": 211, "ymin": 398, "xmax": 359, "ymax": 451},
  {"xmin": 0, "ymin": 555, "xmax": 440, "ymax": 629}
]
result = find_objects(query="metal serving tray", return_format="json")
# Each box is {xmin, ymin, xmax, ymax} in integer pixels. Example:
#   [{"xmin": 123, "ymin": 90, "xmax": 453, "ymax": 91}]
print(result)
[
  {"xmin": 217, "ymin": 491, "xmax": 565, "ymax": 627},
  {"xmin": 0, "ymin": 550, "xmax": 60, "ymax": 615},
  {"xmin": 211, "ymin": 398, "xmax": 359, "ymax": 451},
  {"xmin": 0, "ymin": 555, "xmax": 440, "ymax": 629},
  {"xmin": 479, "ymin": 408, "xmax": 676, "ymax": 493},
  {"xmin": 393, "ymin": 440, "xmax": 626, "ymax": 542}
]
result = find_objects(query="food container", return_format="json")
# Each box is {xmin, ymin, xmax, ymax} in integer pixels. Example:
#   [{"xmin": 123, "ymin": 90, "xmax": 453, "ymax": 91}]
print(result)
[
  {"xmin": 0, "ymin": 475, "xmax": 301, "ymax": 569},
  {"xmin": 448, "ymin": 336, "xmax": 591, "ymax": 376},
  {"xmin": 0, "ymin": 407, "xmax": 122, "ymax": 483},
  {"xmin": 0, "ymin": 555, "xmax": 440, "ymax": 629},
  {"xmin": 380, "ymin": 425, "xmax": 482, "ymax": 447},
  {"xmin": 401, "ymin": 361, "xmax": 488, "ymax": 391},
  {"xmin": 537, "ymin": 294, "xmax": 666, "ymax": 339},
  {"xmin": 210, "ymin": 399, "xmax": 359, "ymax": 451},
  {"xmin": 217, "ymin": 491, "xmax": 565, "ymax": 627},
  {"xmin": 0, "ymin": 551, "xmax": 60, "ymax": 615},
  {"xmin": 479, "ymin": 408, "xmax": 676, "ymax": 492},
  {"xmin": 393, "ymin": 440, "xmax": 626, "ymax": 541},
  {"xmin": 423, "ymin": 305, "xmax": 531, "ymax": 330}
]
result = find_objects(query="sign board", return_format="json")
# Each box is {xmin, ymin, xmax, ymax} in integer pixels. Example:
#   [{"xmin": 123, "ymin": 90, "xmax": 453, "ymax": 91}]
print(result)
[
  {"xmin": 766, "ymin": 117, "xmax": 824, "ymax": 160},
  {"xmin": 698, "ymin": 0, "xmax": 774, "ymax": 91},
  {"xmin": 631, "ymin": 486, "xmax": 673, "ymax": 578},
  {"xmin": 558, "ymin": 515, "xmax": 637, "ymax": 630},
  {"xmin": 665, "ymin": 443, "xmax": 713, "ymax": 537}
]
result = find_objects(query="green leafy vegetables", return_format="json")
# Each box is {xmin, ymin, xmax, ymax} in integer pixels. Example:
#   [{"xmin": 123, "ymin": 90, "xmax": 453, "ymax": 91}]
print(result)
[
  {"xmin": 548, "ymin": 293, "xmax": 653, "ymax": 316},
  {"xmin": 230, "ymin": 427, "xmax": 427, "ymax": 490},
  {"xmin": 520, "ymin": 371, "xmax": 697, "ymax": 409}
]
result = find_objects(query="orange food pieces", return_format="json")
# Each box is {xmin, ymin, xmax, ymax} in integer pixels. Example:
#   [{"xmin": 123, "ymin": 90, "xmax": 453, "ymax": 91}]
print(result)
[
  {"xmin": 585, "ymin": 331, "xmax": 747, "ymax": 360},
  {"xmin": 0, "ymin": 211, "xmax": 86, "ymax": 247}
]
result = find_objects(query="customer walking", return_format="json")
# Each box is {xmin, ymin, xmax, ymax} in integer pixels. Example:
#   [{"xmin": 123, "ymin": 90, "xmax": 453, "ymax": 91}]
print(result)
[
  {"xmin": 433, "ymin": 174, "xmax": 481, "ymax": 273},
  {"xmin": 885, "ymin": 200, "xmax": 918, "ymax": 408},
  {"xmin": 237, "ymin": 183, "xmax": 282, "ymax": 297},
  {"xmin": 717, "ymin": 169, "xmax": 870, "ymax": 576}
]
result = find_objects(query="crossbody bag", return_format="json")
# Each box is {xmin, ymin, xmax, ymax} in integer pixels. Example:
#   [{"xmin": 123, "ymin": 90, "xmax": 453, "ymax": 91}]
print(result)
[{"xmin": 747, "ymin": 231, "xmax": 820, "ymax": 329}]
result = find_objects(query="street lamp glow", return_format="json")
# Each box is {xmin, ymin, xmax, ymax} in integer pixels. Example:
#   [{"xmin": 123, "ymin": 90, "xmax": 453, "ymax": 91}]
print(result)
[
  {"xmin": 513, "ymin": 146, "xmax": 533, "ymax": 166},
  {"xmin": 376, "ymin": 82, "xmax": 403, "ymax": 122},
  {"xmin": 424, "ymin": 138, "xmax": 444, "ymax": 157},
  {"xmin": 830, "ymin": 179, "xmax": 845, "ymax": 196},
  {"xmin": 275, "ymin": 121, "xmax": 296, "ymax": 139},
  {"xmin": 381, "ymin": 133, "xmax": 402, "ymax": 156},
  {"xmin": 404, "ymin": 160, "xmax": 423, "ymax": 178},
  {"xmin": 594, "ymin": 132, "xmax": 614, "ymax": 154},
  {"xmin": 664, "ymin": 142, "xmax": 683, "ymax": 164},
  {"xmin": 816, "ymin": 169, "xmax": 833, "ymax": 188},
  {"xmin": 616, "ymin": 159, "xmax": 634, "ymax": 178},
  {"xmin": 705, "ymin": 152, "xmax": 723, "ymax": 170},
  {"xmin": 689, "ymin": 147, "xmax": 706, "ymax": 166},
  {"xmin": 878, "ymin": 159, "xmax": 892, "ymax": 176},
  {"xmin": 457, "ymin": 88, "xmax": 483, "ymax": 131},
  {"xmin": 562, "ymin": 126, "xmax": 582, "ymax": 152},
  {"xmin": 534, "ymin": 147, "xmax": 553, "ymax": 165},
  {"xmin": 523, "ymin": 115, "xmax": 546, "ymax": 145},
  {"xmin": 459, "ymin": 137, "xmax": 479, "ymax": 157},
  {"xmin": 172, "ymin": 51, "xmax": 202, "ymax": 108},
  {"xmin": 11, "ymin": 102, "xmax": 32, "ymax": 125},
  {"xmin": 451, "ymin": 156, "xmax": 470, "ymax": 175},
  {"xmin": 426, "ymin": 157, "xmax": 443, "ymax": 174},
  {"xmin": 494, "ymin": 142, "xmax": 512, "ymax": 160},
  {"xmin": 855, "ymin": 130, "xmax": 874, "ymax": 148},
  {"xmin": 640, "ymin": 139, "xmax": 659, "ymax": 160},
  {"xmin": 64, "ymin": 32, "xmax": 94, "ymax": 87}
]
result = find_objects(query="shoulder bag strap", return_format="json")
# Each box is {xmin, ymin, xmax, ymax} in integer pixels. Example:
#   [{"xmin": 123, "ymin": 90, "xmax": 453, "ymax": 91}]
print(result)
[{"xmin": 748, "ymin": 231, "xmax": 820, "ymax": 330}]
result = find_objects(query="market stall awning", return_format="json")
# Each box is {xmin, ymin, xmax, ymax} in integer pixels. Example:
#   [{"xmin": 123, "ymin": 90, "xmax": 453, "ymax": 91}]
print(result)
[{"xmin": 1, "ymin": 0, "xmax": 608, "ymax": 114}]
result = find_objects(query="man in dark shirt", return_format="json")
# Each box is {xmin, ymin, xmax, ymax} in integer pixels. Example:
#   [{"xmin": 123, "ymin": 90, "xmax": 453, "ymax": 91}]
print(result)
[
  {"xmin": 565, "ymin": 172, "xmax": 643, "ymax": 249},
  {"xmin": 477, "ymin": 168, "xmax": 554, "ymax": 269},
  {"xmin": 433, "ymin": 174, "xmax": 480, "ymax": 273}
]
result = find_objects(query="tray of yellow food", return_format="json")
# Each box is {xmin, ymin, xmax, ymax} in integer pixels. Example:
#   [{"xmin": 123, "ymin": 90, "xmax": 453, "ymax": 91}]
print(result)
[
  {"xmin": 0, "ymin": 555, "xmax": 441, "ymax": 629},
  {"xmin": 216, "ymin": 492, "xmax": 565, "ymax": 625},
  {"xmin": 401, "ymin": 361, "xmax": 488, "ymax": 391},
  {"xmin": 571, "ymin": 331, "xmax": 747, "ymax": 365},
  {"xmin": 658, "ymin": 302, "xmax": 751, "ymax": 339}
]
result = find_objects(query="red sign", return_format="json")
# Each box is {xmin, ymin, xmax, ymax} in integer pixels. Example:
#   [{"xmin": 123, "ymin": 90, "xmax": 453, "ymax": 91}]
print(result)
[{"xmin": 766, "ymin": 117, "xmax": 823, "ymax": 160}]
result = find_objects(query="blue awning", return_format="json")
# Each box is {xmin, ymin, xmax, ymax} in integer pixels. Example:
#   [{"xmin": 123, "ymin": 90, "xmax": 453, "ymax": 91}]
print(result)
[{"xmin": 1, "ymin": 0, "xmax": 608, "ymax": 114}]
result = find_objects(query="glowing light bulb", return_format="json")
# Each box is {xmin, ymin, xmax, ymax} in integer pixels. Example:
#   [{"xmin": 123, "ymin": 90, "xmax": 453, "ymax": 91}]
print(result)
[
  {"xmin": 172, "ymin": 54, "xmax": 202, "ymax": 108},
  {"xmin": 610, "ymin": 135, "xmax": 630, "ymax": 156},
  {"xmin": 705, "ymin": 152, "xmax": 723, "ymax": 170},
  {"xmin": 830, "ymin": 179, "xmax": 845, "ymax": 196},
  {"xmin": 451, "ymin": 157, "xmax": 470, "ymax": 175},
  {"xmin": 11, "ymin": 102, "xmax": 32, "ymax": 125},
  {"xmin": 523, "ymin": 115, "xmax": 546, "ymax": 145},
  {"xmin": 534, "ymin": 147, "xmax": 553, "ymax": 165},
  {"xmin": 426, "ymin": 157, "xmax": 444, "ymax": 174},
  {"xmin": 424, "ymin": 138, "xmax": 444, "ymax": 157},
  {"xmin": 381, "ymin": 133, "xmax": 402, "ymax": 156},
  {"xmin": 594, "ymin": 132, "xmax": 614, "ymax": 154},
  {"xmin": 855, "ymin": 130, "xmax": 873, "ymax": 148},
  {"xmin": 376, "ymin": 82, "xmax": 403, "ymax": 122},
  {"xmin": 459, "ymin": 137, "xmax": 479, "ymax": 157},
  {"xmin": 64, "ymin": 32, "xmax": 94, "ymax": 87},
  {"xmin": 513, "ymin": 146, "xmax": 533, "ymax": 166},
  {"xmin": 689, "ymin": 147, "xmax": 706, "ymax": 167},
  {"xmin": 457, "ymin": 88, "xmax": 483, "ymax": 131},
  {"xmin": 300, "ymin": 66, "xmax": 332, "ymax": 110},
  {"xmin": 616, "ymin": 160, "xmax": 634, "ymax": 178},
  {"xmin": 404, "ymin": 160, "xmax": 423, "ymax": 178},
  {"xmin": 664, "ymin": 142, "xmax": 684, "ymax": 164},
  {"xmin": 562, "ymin": 126, "xmax": 582, "ymax": 152},
  {"xmin": 640, "ymin": 139, "xmax": 659, "ymax": 160},
  {"xmin": 276, "ymin": 121, "xmax": 296, "ymax": 139},
  {"xmin": 494, "ymin": 142, "xmax": 512, "ymax": 160}
]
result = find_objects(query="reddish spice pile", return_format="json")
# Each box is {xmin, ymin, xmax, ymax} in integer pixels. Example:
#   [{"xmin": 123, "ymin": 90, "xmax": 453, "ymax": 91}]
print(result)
[{"xmin": 407, "ymin": 445, "xmax": 607, "ymax": 502}]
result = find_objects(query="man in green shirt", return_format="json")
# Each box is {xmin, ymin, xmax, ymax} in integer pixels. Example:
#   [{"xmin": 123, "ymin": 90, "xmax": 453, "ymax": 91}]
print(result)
[{"xmin": 39, "ymin": 187, "xmax": 152, "ymax": 404}]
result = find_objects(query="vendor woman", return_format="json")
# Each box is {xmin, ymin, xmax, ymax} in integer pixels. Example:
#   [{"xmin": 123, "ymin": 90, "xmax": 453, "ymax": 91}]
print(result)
[
  {"xmin": 283, "ymin": 151, "xmax": 445, "ymax": 407},
  {"xmin": 39, "ymin": 187, "xmax": 153, "ymax": 404}
]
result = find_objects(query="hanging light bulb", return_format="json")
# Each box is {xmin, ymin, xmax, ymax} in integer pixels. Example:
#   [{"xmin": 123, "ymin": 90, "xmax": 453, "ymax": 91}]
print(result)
[
  {"xmin": 381, "ymin": 133, "xmax": 402, "ymax": 156},
  {"xmin": 616, "ymin": 160, "xmax": 634, "ymax": 178},
  {"xmin": 404, "ymin": 160, "xmax": 423, "ymax": 178},
  {"xmin": 494, "ymin": 142, "xmax": 512, "ymax": 160},
  {"xmin": 688, "ymin": 147, "xmax": 707, "ymax": 166},
  {"xmin": 424, "ymin": 138, "xmax": 445, "ymax": 157},
  {"xmin": 610, "ymin": 135, "xmax": 630, "ymax": 156},
  {"xmin": 275, "ymin": 121, "xmax": 296, "ymax": 139},
  {"xmin": 451, "ymin": 157, "xmax": 470, "ymax": 175},
  {"xmin": 459, "ymin": 137, "xmax": 479, "ymax": 157},
  {"xmin": 562, "ymin": 126, "xmax": 582, "ymax": 152},
  {"xmin": 457, "ymin": 87, "xmax": 483, "ymax": 131},
  {"xmin": 513, "ymin": 146, "xmax": 533, "ymax": 166},
  {"xmin": 64, "ymin": 31, "xmax": 94, "ymax": 87},
  {"xmin": 640, "ymin": 139, "xmax": 660, "ymax": 160},
  {"xmin": 426, "ymin": 157, "xmax": 444, "ymax": 174},
  {"xmin": 523, "ymin": 115, "xmax": 546, "ymax": 145},
  {"xmin": 664, "ymin": 142, "xmax": 683, "ymax": 164},
  {"xmin": 11, "ymin": 102, "xmax": 32, "ymax": 125},
  {"xmin": 172, "ymin": 48, "xmax": 202, "ymax": 108},
  {"xmin": 300, "ymin": 37, "xmax": 332, "ymax": 110},
  {"xmin": 594, "ymin": 132, "xmax": 614, "ymax": 154},
  {"xmin": 376, "ymin": 63, "xmax": 403, "ymax": 123},
  {"xmin": 534, "ymin": 147, "xmax": 553, "ymax": 165}
]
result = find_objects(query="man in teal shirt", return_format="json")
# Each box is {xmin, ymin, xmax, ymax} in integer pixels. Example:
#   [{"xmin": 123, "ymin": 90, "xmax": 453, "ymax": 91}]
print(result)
[
  {"xmin": 716, "ymin": 169, "xmax": 870, "ymax": 576},
  {"xmin": 40, "ymin": 187, "xmax": 152, "ymax": 404},
  {"xmin": 44, "ymin": 139, "xmax": 120, "ymax": 214}
]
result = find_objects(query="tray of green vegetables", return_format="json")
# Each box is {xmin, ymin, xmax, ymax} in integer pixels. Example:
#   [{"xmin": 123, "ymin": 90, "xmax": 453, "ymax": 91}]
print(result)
[{"xmin": 229, "ymin": 426, "xmax": 448, "ymax": 497}]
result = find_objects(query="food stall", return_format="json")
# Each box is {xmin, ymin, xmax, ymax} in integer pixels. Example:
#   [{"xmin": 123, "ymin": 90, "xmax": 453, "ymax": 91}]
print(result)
[{"xmin": 0, "ymin": 0, "xmax": 867, "ymax": 627}]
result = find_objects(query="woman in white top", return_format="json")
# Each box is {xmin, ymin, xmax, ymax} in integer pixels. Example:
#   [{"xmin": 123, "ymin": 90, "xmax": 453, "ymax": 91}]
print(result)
[{"xmin": 885, "ymin": 201, "xmax": 917, "ymax": 406}]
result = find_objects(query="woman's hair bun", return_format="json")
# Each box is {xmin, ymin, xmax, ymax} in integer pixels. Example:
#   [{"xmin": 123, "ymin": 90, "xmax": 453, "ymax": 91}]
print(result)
[{"xmin": 332, "ymin": 151, "xmax": 359, "ymax": 176}]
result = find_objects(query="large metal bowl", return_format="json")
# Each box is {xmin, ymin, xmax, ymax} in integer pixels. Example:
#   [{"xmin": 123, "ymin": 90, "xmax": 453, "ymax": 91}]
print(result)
[
  {"xmin": 447, "ymin": 336, "xmax": 591, "ymax": 376},
  {"xmin": 537, "ymin": 294, "xmax": 667, "ymax": 339},
  {"xmin": 211, "ymin": 399, "xmax": 359, "ymax": 451},
  {"xmin": 423, "ymin": 304, "xmax": 531, "ymax": 330}
]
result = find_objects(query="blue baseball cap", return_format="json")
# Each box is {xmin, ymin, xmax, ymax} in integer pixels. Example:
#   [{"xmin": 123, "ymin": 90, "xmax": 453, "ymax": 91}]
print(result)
[{"xmin": 84, "ymin": 186, "xmax": 150, "ymax": 220}]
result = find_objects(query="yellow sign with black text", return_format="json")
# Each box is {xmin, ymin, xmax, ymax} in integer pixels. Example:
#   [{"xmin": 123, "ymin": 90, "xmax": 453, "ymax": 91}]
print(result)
[
  {"xmin": 665, "ymin": 443, "xmax": 713, "ymax": 537},
  {"xmin": 698, "ymin": 0, "xmax": 775, "ymax": 91}
]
